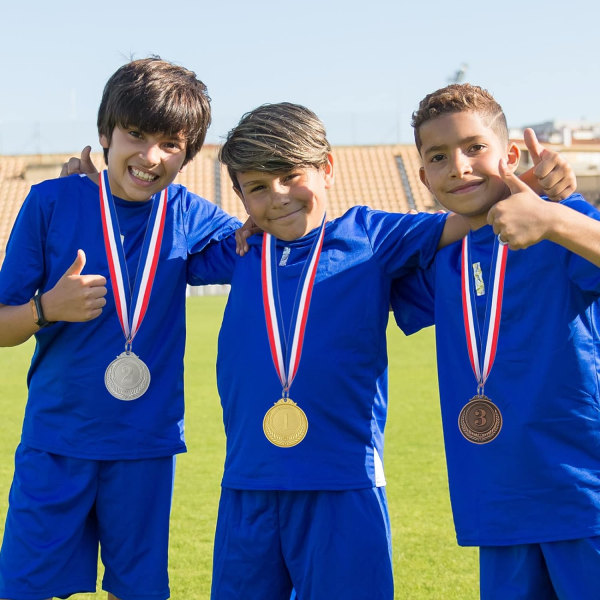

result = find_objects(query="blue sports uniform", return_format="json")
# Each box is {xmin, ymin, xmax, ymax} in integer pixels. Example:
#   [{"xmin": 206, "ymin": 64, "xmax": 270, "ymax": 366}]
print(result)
[
  {"xmin": 0, "ymin": 174, "xmax": 239, "ymax": 599},
  {"xmin": 190, "ymin": 206, "xmax": 447, "ymax": 599},
  {"xmin": 391, "ymin": 195, "xmax": 600, "ymax": 599}
]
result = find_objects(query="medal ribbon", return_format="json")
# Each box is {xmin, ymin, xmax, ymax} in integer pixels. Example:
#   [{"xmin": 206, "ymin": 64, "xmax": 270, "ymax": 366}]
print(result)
[
  {"xmin": 261, "ymin": 216, "xmax": 326, "ymax": 395},
  {"xmin": 461, "ymin": 234, "xmax": 508, "ymax": 393},
  {"xmin": 99, "ymin": 170, "xmax": 167, "ymax": 346}
]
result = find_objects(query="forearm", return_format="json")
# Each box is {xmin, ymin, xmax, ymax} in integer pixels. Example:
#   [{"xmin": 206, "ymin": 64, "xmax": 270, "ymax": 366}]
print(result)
[
  {"xmin": 0, "ymin": 301, "xmax": 40, "ymax": 346},
  {"xmin": 438, "ymin": 212, "xmax": 469, "ymax": 248},
  {"xmin": 544, "ymin": 203, "xmax": 600, "ymax": 267}
]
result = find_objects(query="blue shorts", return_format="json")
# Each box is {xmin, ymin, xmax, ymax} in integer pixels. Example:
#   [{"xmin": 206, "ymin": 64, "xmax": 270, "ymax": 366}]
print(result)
[
  {"xmin": 211, "ymin": 487, "xmax": 393, "ymax": 600},
  {"xmin": 480, "ymin": 537, "xmax": 600, "ymax": 600},
  {"xmin": 0, "ymin": 444, "xmax": 175, "ymax": 600}
]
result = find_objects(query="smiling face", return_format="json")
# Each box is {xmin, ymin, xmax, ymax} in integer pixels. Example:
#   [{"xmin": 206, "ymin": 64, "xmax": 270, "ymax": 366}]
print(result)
[
  {"xmin": 100, "ymin": 125, "xmax": 187, "ymax": 202},
  {"xmin": 234, "ymin": 155, "xmax": 334, "ymax": 241},
  {"xmin": 418, "ymin": 111, "xmax": 520, "ymax": 229}
]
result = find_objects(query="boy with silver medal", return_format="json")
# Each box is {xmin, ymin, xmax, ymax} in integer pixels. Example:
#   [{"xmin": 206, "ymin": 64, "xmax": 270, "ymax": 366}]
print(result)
[{"xmin": 0, "ymin": 57, "xmax": 239, "ymax": 600}]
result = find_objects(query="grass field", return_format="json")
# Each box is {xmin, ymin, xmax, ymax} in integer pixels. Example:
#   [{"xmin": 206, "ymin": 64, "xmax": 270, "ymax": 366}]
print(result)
[{"xmin": 0, "ymin": 295, "xmax": 478, "ymax": 599}]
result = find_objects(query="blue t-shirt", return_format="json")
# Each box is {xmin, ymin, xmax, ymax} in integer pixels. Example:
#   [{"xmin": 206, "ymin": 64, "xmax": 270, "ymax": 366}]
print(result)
[
  {"xmin": 391, "ymin": 194, "xmax": 600, "ymax": 546},
  {"xmin": 0, "ymin": 174, "xmax": 239, "ymax": 460},
  {"xmin": 190, "ymin": 206, "xmax": 447, "ymax": 490}
]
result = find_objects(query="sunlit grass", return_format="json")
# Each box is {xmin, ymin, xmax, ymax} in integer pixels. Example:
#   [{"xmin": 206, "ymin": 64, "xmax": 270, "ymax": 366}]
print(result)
[{"xmin": 0, "ymin": 296, "xmax": 477, "ymax": 599}]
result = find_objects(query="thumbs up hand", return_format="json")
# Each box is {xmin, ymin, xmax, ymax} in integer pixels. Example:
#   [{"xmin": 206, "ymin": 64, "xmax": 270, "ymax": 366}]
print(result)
[
  {"xmin": 59, "ymin": 146, "xmax": 99, "ymax": 178},
  {"xmin": 523, "ymin": 128, "xmax": 576, "ymax": 201},
  {"xmin": 487, "ymin": 160, "xmax": 554, "ymax": 250},
  {"xmin": 41, "ymin": 250, "xmax": 108, "ymax": 322}
]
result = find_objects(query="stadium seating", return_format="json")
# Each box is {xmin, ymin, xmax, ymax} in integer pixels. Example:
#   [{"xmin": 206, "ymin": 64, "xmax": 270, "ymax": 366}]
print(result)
[{"xmin": 0, "ymin": 144, "xmax": 441, "ymax": 266}]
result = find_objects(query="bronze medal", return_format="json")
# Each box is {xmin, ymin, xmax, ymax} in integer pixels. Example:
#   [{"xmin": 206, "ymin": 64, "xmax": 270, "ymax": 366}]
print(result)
[
  {"xmin": 105, "ymin": 352, "xmax": 151, "ymax": 401},
  {"xmin": 263, "ymin": 398, "xmax": 308, "ymax": 448},
  {"xmin": 458, "ymin": 394, "xmax": 502, "ymax": 444}
]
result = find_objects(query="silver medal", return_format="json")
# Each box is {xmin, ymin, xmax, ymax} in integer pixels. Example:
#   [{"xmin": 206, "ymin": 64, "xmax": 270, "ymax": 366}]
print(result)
[{"xmin": 104, "ymin": 352, "xmax": 151, "ymax": 401}]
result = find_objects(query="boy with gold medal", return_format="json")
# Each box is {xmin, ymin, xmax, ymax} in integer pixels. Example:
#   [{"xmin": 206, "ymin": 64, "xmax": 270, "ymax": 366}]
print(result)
[{"xmin": 190, "ymin": 102, "xmax": 459, "ymax": 599}]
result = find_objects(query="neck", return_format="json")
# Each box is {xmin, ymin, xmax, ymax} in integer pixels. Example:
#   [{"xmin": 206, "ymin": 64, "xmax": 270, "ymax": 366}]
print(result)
[{"xmin": 467, "ymin": 214, "xmax": 489, "ymax": 231}]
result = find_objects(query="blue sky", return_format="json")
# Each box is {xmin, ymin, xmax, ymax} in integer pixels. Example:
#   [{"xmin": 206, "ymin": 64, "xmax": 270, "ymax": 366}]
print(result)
[{"xmin": 0, "ymin": 0, "xmax": 597, "ymax": 155}]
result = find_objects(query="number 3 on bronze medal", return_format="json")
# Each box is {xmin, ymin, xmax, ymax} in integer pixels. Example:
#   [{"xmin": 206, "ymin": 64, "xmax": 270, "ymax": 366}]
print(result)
[{"xmin": 458, "ymin": 395, "xmax": 502, "ymax": 444}]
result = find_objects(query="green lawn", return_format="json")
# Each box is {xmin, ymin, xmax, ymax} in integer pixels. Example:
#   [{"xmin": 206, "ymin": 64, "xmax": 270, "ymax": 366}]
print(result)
[{"xmin": 0, "ymin": 295, "xmax": 477, "ymax": 599}]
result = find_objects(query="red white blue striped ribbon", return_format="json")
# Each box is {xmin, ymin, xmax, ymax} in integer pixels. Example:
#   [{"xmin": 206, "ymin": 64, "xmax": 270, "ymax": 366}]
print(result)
[
  {"xmin": 461, "ymin": 234, "xmax": 508, "ymax": 390},
  {"xmin": 261, "ymin": 217, "xmax": 326, "ymax": 394},
  {"xmin": 99, "ymin": 170, "xmax": 167, "ymax": 345}
]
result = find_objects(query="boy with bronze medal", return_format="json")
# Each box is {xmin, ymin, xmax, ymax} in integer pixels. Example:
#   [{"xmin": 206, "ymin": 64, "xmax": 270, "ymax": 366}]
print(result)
[
  {"xmin": 0, "ymin": 58, "xmax": 239, "ymax": 600},
  {"xmin": 392, "ymin": 83, "xmax": 600, "ymax": 599}
]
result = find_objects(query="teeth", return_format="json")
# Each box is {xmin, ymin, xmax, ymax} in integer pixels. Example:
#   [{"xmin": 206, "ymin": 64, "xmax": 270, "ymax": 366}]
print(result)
[{"xmin": 131, "ymin": 167, "xmax": 157, "ymax": 182}]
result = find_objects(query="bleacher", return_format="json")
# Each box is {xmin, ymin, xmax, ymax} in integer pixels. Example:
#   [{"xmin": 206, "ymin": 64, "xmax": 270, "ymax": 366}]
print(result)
[{"xmin": 0, "ymin": 144, "xmax": 437, "ymax": 266}]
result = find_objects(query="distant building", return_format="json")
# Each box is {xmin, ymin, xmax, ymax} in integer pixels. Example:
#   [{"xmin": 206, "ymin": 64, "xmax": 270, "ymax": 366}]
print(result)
[{"xmin": 523, "ymin": 120, "xmax": 600, "ymax": 146}]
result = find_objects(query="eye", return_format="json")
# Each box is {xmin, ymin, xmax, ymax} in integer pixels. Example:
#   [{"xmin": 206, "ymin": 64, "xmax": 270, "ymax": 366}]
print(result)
[
  {"xmin": 249, "ymin": 184, "xmax": 266, "ymax": 193},
  {"xmin": 163, "ymin": 140, "xmax": 184, "ymax": 152},
  {"xmin": 282, "ymin": 172, "xmax": 301, "ymax": 184},
  {"xmin": 468, "ymin": 143, "xmax": 486, "ymax": 154},
  {"xmin": 429, "ymin": 153, "xmax": 445, "ymax": 163},
  {"xmin": 128, "ymin": 129, "xmax": 142, "ymax": 139}
]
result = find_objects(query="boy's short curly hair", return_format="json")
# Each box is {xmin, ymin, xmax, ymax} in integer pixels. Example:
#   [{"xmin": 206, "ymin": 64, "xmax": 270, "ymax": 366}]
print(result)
[
  {"xmin": 97, "ymin": 57, "xmax": 211, "ymax": 166},
  {"xmin": 219, "ymin": 102, "xmax": 331, "ymax": 190},
  {"xmin": 412, "ymin": 83, "xmax": 508, "ymax": 152}
]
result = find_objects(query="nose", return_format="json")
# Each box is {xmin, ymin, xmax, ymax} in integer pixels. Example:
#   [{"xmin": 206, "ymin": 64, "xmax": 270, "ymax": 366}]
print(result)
[
  {"xmin": 270, "ymin": 181, "xmax": 291, "ymax": 206},
  {"xmin": 449, "ymin": 151, "xmax": 472, "ymax": 178},
  {"xmin": 139, "ymin": 142, "xmax": 162, "ymax": 165}
]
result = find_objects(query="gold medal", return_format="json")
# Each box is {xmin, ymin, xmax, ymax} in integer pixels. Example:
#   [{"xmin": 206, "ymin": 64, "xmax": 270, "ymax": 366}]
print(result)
[
  {"xmin": 263, "ymin": 398, "xmax": 308, "ymax": 448},
  {"xmin": 458, "ymin": 394, "xmax": 502, "ymax": 444}
]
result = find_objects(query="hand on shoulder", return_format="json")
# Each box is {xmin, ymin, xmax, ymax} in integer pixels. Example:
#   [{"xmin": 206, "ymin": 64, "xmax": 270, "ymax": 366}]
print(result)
[
  {"xmin": 59, "ymin": 146, "xmax": 98, "ymax": 177},
  {"xmin": 520, "ymin": 128, "xmax": 576, "ymax": 201}
]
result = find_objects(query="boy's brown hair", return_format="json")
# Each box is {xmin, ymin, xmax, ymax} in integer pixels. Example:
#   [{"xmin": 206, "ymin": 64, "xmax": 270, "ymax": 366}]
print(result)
[
  {"xmin": 97, "ymin": 57, "xmax": 211, "ymax": 166},
  {"xmin": 219, "ymin": 102, "xmax": 331, "ymax": 190},
  {"xmin": 412, "ymin": 83, "xmax": 508, "ymax": 152}
]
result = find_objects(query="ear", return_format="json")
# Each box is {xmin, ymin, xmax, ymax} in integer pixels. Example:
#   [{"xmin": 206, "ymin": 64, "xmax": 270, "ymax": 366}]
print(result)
[
  {"xmin": 505, "ymin": 142, "xmax": 520, "ymax": 174},
  {"xmin": 323, "ymin": 153, "xmax": 335, "ymax": 188},
  {"xmin": 99, "ymin": 133, "xmax": 109, "ymax": 149},
  {"xmin": 419, "ymin": 166, "xmax": 432, "ymax": 191}
]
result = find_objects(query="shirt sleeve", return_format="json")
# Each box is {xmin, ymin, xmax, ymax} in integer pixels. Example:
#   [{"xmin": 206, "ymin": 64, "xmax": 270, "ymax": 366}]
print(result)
[
  {"xmin": 361, "ymin": 207, "xmax": 447, "ymax": 277},
  {"xmin": 390, "ymin": 264, "xmax": 436, "ymax": 335},
  {"xmin": 187, "ymin": 233, "xmax": 238, "ymax": 285},
  {"xmin": 0, "ymin": 186, "xmax": 47, "ymax": 304},
  {"xmin": 562, "ymin": 195, "xmax": 600, "ymax": 294},
  {"xmin": 182, "ymin": 189, "xmax": 241, "ymax": 254}
]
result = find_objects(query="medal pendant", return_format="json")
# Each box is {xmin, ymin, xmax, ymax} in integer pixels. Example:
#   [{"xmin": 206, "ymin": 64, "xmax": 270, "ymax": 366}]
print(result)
[
  {"xmin": 263, "ymin": 398, "xmax": 308, "ymax": 448},
  {"xmin": 458, "ymin": 394, "xmax": 502, "ymax": 444},
  {"xmin": 105, "ymin": 352, "xmax": 151, "ymax": 401}
]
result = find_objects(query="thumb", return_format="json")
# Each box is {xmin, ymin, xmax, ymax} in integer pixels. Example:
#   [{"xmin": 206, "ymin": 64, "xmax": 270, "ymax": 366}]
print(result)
[
  {"xmin": 64, "ymin": 249, "xmax": 86, "ymax": 276},
  {"xmin": 523, "ymin": 128, "xmax": 545, "ymax": 166},
  {"xmin": 499, "ymin": 159, "xmax": 528, "ymax": 195},
  {"xmin": 80, "ymin": 146, "xmax": 98, "ymax": 175}
]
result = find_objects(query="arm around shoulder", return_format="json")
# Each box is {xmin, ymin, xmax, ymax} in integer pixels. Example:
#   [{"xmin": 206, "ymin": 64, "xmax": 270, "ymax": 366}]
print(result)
[{"xmin": 438, "ymin": 212, "xmax": 469, "ymax": 248}]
